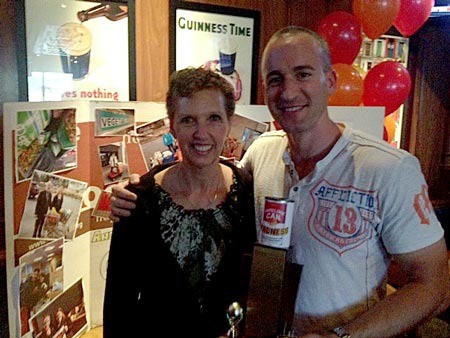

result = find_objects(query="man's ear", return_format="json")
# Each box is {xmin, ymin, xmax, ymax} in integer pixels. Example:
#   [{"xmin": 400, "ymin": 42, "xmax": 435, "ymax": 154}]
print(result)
[{"xmin": 326, "ymin": 69, "xmax": 338, "ymax": 95}]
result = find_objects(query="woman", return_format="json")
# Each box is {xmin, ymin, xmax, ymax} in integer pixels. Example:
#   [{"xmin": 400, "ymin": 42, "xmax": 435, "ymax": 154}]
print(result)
[
  {"xmin": 54, "ymin": 307, "xmax": 70, "ymax": 337},
  {"xmin": 51, "ymin": 186, "xmax": 64, "ymax": 213},
  {"xmin": 103, "ymin": 67, "xmax": 256, "ymax": 338}
]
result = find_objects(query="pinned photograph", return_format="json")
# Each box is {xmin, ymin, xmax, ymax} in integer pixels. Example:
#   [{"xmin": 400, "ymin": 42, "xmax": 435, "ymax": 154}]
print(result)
[
  {"xmin": 19, "ymin": 238, "xmax": 64, "ymax": 337},
  {"xmin": 15, "ymin": 108, "xmax": 77, "ymax": 182},
  {"xmin": 18, "ymin": 170, "xmax": 88, "ymax": 240},
  {"xmin": 28, "ymin": 278, "xmax": 87, "ymax": 338},
  {"xmin": 136, "ymin": 117, "xmax": 180, "ymax": 170},
  {"xmin": 98, "ymin": 142, "xmax": 130, "ymax": 186},
  {"xmin": 14, "ymin": 238, "xmax": 54, "ymax": 267},
  {"xmin": 94, "ymin": 108, "xmax": 135, "ymax": 136},
  {"xmin": 221, "ymin": 113, "xmax": 268, "ymax": 161},
  {"xmin": 91, "ymin": 190, "xmax": 112, "ymax": 219}
]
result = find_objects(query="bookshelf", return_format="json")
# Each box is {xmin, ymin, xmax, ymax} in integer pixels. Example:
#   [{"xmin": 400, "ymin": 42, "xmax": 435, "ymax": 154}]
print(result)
[{"xmin": 354, "ymin": 34, "xmax": 409, "ymax": 148}]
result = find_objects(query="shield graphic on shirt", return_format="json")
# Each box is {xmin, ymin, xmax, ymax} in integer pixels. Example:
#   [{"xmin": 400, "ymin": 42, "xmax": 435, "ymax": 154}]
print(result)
[{"xmin": 308, "ymin": 180, "xmax": 376, "ymax": 255}]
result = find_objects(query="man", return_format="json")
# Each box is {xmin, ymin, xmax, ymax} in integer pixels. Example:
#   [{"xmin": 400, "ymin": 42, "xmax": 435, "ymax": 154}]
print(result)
[
  {"xmin": 33, "ymin": 182, "xmax": 52, "ymax": 238},
  {"xmin": 109, "ymin": 27, "xmax": 449, "ymax": 337}
]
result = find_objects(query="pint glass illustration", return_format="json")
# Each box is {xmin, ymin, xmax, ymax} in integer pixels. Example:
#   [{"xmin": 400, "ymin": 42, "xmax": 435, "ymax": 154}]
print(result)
[{"xmin": 57, "ymin": 23, "xmax": 92, "ymax": 80}]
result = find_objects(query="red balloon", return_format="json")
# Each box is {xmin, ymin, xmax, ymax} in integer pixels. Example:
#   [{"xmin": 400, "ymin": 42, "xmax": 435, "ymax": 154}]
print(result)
[
  {"xmin": 352, "ymin": 0, "xmax": 400, "ymax": 39},
  {"xmin": 329, "ymin": 63, "xmax": 364, "ymax": 106},
  {"xmin": 394, "ymin": 0, "xmax": 434, "ymax": 37},
  {"xmin": 363, "ymin": 61, "xmax": 411, "ymax": 116},
  {"xmin": 317, "ymin": 11, "xmax": 362, "ymax": 65}
]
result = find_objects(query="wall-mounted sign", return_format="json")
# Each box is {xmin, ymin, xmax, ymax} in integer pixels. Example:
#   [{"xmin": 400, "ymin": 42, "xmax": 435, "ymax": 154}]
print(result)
[
  {"xmin": 16, "ymin": 0, "xmax": 136, "ymax": 102},
  {"xmin": 170, "ymin": 0, "xmax": 260, "ymax": 104}
]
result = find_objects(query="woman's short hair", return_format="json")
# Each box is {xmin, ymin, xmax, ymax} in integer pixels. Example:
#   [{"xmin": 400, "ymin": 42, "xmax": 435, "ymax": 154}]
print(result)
[{"xmin": 166, "ymin": 67, "xmax": 235, "ymax": 120}]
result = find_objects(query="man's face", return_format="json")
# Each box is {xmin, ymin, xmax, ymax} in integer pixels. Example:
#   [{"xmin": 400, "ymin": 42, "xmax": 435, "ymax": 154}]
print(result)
[{"xmin": 262, "ymin": 34, "xmax": 336, "ymax": 134}]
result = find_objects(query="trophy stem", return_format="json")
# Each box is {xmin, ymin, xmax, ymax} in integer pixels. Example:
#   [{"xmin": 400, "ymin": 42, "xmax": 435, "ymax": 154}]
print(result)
[{"xmin": 227, "ymin": 302, "xmax": 243, "ymax": 338}]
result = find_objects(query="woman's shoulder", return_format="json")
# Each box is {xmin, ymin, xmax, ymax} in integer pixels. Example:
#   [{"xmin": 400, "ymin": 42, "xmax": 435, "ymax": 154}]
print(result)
[
  {"xmin": 127, "ymin": 162, "xmax": 178, "ymax": 195},
  {"xmin": 221, "ymin": 160, "xmax": 252, "ymax": 183}
]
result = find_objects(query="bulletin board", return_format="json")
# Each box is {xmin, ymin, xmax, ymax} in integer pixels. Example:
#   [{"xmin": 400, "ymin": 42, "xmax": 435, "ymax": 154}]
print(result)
[
  {"xmin": 3, "ymin": 100, "xmax": 272, "ymax": 337},
  {"xmin": 4, "ymin": 100, "xmax": 384, "ymax": 337}
]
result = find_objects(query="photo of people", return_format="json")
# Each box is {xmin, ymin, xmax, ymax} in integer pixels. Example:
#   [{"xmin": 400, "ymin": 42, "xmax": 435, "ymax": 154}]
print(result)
[
  {"xmin": 135, "ymin": 117, "xmax": 180, "ymax": 170},
  {"xmin": 220, "ymin": 113, "xmax": 268, "ymax": 161},
  {"xmin": 98, "ymin": 142, "xmax": 130, "ymax": 186},
  {"xmin": 94, "ymin": 108, "xmax": 135, "ymax": 136},
  {"xmin": 15, "ymin": 108, "xmax": 77, "ymax": 182},
  {"xmin": 18, "ymin": 170, "xmax": 88, "ymax": 240},
  {"xmin": 19, "ymin": 238, "xmax": 64, "ymax": 336},
  {"xmin": 28, "ymin": 279, "xmax": 87, "ymax": 338}
]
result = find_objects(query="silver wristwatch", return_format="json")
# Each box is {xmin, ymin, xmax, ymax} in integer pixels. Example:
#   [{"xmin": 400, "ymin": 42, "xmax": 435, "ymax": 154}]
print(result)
[{"xmin": 331, "ymin": 326, "xmax": 351, "ymax": 338}]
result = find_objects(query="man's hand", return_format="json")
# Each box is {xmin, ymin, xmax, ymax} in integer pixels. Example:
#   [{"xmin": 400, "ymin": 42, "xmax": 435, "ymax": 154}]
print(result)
[{"xmin": 109, "ymin": 174, "xmax": 140, "ymax": 223}]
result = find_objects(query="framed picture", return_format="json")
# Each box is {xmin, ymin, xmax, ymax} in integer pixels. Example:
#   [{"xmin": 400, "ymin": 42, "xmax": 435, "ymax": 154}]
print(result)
[
  {"xmin": 170, "ymin": 0, "xmax": 260, "ymax": 104},
  {"xmin": 16, "ymin": 0, "xmax": 136, "ymax": 102}
]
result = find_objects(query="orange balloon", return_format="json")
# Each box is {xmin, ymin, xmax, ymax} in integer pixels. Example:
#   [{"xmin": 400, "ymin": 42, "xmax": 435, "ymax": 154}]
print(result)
[
  {"xmin": 384, "ymin": 114, "xmax": 397, "ymax": 143},
  {"xmin": 353, "ymin": 0, "xmax": 400, "ymax": 39},
  {"xmin": 329, "ymin": 63, "xmax": 364, "ymax": 106}
]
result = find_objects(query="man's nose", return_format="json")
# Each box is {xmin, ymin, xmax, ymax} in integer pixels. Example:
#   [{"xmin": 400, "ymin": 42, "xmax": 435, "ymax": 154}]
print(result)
[{"xmin": 281, "ymin": 76, "xmax": 299, "ymax": 100}]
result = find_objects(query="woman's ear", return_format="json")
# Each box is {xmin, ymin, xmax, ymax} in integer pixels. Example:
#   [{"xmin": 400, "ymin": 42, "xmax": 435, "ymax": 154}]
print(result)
[
  {"xmin": 169, "ymin": 120, "xmax": 176, "ymax": 138},
  {"xmin": 227, "ymin": 115, "xmax": 233, "ymax": 135}
]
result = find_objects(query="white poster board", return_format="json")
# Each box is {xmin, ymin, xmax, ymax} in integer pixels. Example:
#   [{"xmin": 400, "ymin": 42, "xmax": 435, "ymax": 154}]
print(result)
[{"xmin": 3, "ymin": 101, "xmax": 383, "ymax": 337}]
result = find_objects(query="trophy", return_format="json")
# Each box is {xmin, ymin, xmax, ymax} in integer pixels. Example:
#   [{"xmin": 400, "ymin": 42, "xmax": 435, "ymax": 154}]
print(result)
[{"xmin": 226, "ymin": 302, "xmax": 243, "ymax": 338}]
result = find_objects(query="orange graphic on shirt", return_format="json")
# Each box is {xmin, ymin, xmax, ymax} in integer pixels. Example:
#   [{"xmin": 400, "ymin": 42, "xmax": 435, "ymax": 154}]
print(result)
[{"xmin": 413, "ymin": 185, "xmax": 432, "ymax": 225}]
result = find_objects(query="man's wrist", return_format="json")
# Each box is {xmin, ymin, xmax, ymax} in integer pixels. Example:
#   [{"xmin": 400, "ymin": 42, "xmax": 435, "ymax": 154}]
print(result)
[{"xmin": 331, "ymin": 326, "xmax": 351, "ymax": 338}]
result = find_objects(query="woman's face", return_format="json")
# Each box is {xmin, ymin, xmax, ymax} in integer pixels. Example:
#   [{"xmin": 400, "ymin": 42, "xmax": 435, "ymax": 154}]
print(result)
[{"xmin": 170, "ymin": 88, "xmax": 231, "ymax": 169}]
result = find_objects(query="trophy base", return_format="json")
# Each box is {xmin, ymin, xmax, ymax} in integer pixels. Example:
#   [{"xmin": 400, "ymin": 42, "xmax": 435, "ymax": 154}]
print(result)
[{"xmin": 243, "ymin": 244, "xmax": 302, "ymax": 338}]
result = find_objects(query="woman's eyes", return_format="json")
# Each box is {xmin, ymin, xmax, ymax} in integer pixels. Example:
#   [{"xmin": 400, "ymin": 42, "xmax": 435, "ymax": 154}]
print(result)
[
  {"xmin": 179, "ymin": 114, "xmax": 223, "ymax": 124},
  {"xmin": 180, "ymin": 116, "xmax": 194, "ymax": 124}
]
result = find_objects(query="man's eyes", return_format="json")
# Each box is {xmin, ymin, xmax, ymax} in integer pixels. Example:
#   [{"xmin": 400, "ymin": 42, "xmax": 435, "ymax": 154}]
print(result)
[
  {"xmin": 296, "ymin": 71, "xmax": 312, "ymax": 80},
  {"xmin": 209, "ymin": 114, "xmax": 222, "ymax": 122},
  {"xmin": 266, "ymin": 72, "xmax": 312, "ymax": 86},
  {"xmin": 267, "ymin": 76, "xmax": 282, "ymax": 86}
]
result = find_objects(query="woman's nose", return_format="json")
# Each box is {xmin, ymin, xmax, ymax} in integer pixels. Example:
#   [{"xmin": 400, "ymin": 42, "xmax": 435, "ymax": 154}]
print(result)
[{"xmin": 194, "ymin": 121, "xmax": 209, "ymax": 137}]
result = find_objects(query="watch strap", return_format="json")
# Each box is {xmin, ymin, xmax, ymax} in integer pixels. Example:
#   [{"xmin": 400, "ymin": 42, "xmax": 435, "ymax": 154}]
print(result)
[{"xmin": 331, "ymin": 326, "xmax": 351, "ymax": 338}]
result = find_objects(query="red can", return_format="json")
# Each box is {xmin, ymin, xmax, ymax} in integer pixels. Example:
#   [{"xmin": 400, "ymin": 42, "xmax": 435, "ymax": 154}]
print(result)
[{"xmin": 259, "ymin": 197, "xmax": 295, "ymax": 249}]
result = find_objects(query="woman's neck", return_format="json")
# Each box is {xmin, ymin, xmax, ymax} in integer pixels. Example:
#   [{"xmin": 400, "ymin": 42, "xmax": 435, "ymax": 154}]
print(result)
[
  {"xmin": 177, "ymin": 162, "xmax": 223, "ymax": 192},
  {"xmin": 170, "ymin": 162, "xmax": 227, "ymax": 210}
]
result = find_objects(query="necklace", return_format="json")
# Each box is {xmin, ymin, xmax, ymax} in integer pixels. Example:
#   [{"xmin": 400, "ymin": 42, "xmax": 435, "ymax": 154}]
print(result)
[{"xmin": 176, "ymin": 165, "xmax": 223, "ymax": 209}]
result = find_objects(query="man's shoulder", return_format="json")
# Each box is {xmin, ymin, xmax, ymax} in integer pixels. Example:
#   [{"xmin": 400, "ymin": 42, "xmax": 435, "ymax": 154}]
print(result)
[
  {"xmin": 251, "ymin": 130, "xmax": 287, "ymax": 146},
  {"xmin": 259, "ymin": 129, "xmax": 287, "ymax": 138},
  {"xmin": 346, "ymin": 128, "xmax": 413, "ymax": 159},
  {"xmin": 345, "ymin": 127, "xmax": 420, "ymax": 171}
]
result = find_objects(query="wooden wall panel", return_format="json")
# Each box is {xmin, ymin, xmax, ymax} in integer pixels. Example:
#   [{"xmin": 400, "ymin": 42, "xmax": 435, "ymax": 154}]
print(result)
[
  {"xmin": 135, "ymin": 0, "xmax": 170, "ymax": 101},
  {"xmin": 0, "ymin": 0, "xmax": 19, "ymax": 256},
  {"xmin": 287, "ymin": 0, "xmax": 352, "ymax": 30},
  {"xmin": 135, "ymin": 0, "xmax": 288, "ymax": 104},
  {"xmin": 402, "ymin": 19, "xmax": 450, "ymax": 202}
]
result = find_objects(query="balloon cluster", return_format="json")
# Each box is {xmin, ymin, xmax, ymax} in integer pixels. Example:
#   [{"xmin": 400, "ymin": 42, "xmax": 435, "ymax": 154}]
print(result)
[{"xmin": 317, "ymin": 0, "xmax": 434, "ymax": 120}]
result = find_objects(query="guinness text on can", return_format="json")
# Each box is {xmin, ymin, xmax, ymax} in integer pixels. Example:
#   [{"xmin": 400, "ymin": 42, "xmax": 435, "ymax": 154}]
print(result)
[{"xmin": 259, "ymin": 197, "xmax": 294, "ymax": 249}]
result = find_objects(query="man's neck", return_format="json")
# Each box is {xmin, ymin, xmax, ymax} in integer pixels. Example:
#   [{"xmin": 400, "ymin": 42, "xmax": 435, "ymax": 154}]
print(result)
[{"xmin": 287, "ymin": 121, "xmax": 343, "ymax": 179}]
